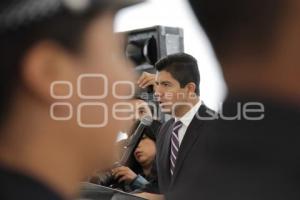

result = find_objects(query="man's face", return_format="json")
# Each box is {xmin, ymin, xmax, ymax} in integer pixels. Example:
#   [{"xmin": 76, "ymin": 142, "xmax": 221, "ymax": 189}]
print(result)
[
  {"xmin": 154, "ymin": 70, "xmax": 188, "ymax": 114},
  {"xmin": 111, "ymin": 99, "xmax": 152, "ymax": 132},
  {"xmin": 132, "ymin": 99, "xmax": 152, "ymax": 121},
  {"xmin": 65, "ymin": 12, "xmax": 136, "ymax": 171}
]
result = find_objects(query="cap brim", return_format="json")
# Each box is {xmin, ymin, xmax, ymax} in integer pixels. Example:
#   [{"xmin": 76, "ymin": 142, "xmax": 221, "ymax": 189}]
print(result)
[{"xmin": 0, "ymin": 0, "xmax": 146, "ymax": 33}]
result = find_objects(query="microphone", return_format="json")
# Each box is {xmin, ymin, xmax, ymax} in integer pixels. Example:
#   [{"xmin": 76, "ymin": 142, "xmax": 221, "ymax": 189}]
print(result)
[
  {"xmin": 120, "ymin": 115, "xmax": 153, "ymax": 164},
  {"xmin": 97, "ymin": 115, "xmax": 153, "ymax": 187}
]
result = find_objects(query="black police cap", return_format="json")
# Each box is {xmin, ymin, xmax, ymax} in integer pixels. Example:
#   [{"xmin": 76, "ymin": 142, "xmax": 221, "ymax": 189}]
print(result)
[{"xmin": 0, "ymin": 0, "xmax": 145, "ymax": 32}]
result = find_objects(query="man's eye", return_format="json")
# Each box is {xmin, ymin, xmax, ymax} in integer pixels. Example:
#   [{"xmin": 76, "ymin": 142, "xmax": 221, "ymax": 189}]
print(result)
[{"xmin": 139, "ymin": 110, "xmax": 145, "ymax": 115}]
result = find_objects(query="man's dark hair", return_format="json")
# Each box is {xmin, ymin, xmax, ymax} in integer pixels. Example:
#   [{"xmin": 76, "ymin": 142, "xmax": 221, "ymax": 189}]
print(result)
[
  {"xmin": 155, "ymin": 53, "xmax": 200, "ymax": 96},
  {"xmin": 0, "ymin": 8, "xmax": 103, "ymax": 125},
  {"xmin": 188, "ymin": 0, "xmax": 286, "ymax": 59}
]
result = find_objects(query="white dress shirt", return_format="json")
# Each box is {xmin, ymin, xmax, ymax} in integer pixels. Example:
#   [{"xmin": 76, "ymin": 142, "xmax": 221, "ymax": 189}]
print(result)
[{"xmin": 175, "ymin": 100, "xmax": 202, "ymax": 146}]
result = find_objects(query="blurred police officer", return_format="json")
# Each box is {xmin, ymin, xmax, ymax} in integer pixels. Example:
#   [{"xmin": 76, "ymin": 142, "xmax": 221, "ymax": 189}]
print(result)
[
  {"xmin": 167, "ymin": 1, "xmax": 300, "ymax": 200},
  {"xmin": 0, "ymin": 0, "xmax": 143, "ymax": 199}
]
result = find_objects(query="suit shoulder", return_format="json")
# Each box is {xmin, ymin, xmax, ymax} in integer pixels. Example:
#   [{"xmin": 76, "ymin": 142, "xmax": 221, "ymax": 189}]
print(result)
[
  {"xmin": 206, "ymin": 106, "xmax": 218, "ymax": 116},
  {"xmin": 156, "ymin": 119, "xmax": 173, "ymax": 142},
  {"xmin": 198, "ymin": 104, "xmax": 218, "ymax": 119}
]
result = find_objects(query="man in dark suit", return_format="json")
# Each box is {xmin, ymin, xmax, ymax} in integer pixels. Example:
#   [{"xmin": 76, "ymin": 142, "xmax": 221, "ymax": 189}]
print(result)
[
  {"xmin": 150, "ymin": 53, "xmax": 217, "ymax": 194},
  {"xmin": 166, "ymin": 0, "xmax": 300, "ymax": 200}
]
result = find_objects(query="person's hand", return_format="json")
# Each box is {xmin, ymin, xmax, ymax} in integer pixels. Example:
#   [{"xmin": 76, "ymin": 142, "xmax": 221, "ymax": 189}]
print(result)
[
  {"xmin": 111, "ymin": 166, "xmax": 137, "ymax": 183},
  {"xmin": 137, "ymin": 72, "xmax": 156, "ymax": 88}
]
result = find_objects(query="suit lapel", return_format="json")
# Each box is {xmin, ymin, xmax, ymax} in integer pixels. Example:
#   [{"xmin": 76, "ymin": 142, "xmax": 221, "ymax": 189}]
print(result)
[{"xmin": 170, "ymin": 105, "xmax": 208, "ymax": 186}]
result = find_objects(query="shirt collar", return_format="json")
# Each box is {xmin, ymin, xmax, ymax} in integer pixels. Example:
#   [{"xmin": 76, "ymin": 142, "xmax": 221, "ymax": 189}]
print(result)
[{"xmin": 175, "ymin": 100, "xmax": 202, "ymax": 127}]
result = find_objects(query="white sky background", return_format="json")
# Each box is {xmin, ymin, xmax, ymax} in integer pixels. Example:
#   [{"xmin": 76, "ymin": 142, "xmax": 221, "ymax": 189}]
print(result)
[{"xmin": 115, "ymin": 0, "xmax": 227, "ymax": 111}]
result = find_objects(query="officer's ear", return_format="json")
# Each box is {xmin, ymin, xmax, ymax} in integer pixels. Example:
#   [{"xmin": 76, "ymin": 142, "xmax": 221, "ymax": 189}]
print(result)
[{"xmin": 21, "ymin": 41, "xmax": 78, "ymax": 103}]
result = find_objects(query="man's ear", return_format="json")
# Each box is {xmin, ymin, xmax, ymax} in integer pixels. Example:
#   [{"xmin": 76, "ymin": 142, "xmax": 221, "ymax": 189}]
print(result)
[
  {"xmin": 21, "ymin": 41, "xmax": 77, "ymax": 104},
  {"xmin": 186, "ymin": 82, "xmax": 197, "ymax": 94}
]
